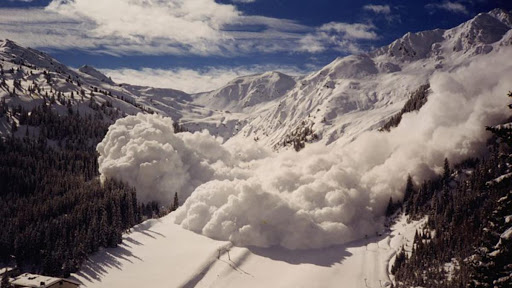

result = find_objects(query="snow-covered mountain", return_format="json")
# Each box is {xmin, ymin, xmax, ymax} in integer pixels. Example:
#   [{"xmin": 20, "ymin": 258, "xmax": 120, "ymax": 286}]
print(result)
[
  {"xmin": 230, "ymin": 8, "xmax": 512, "ymax": 149},
  {"xmin": 0, "ymin": 39, "xmax": 233, "ymax": 138},
  {"xmin": 193, "ymin": 71, "xmax": 298, "ymax": 113},
  {"xmin": 2, "ymin": 8, "xmax": 512, "ymax": 288},
  {"xmin": 1, "ymin": 9, "xmax": 512, "ymax": 149}
]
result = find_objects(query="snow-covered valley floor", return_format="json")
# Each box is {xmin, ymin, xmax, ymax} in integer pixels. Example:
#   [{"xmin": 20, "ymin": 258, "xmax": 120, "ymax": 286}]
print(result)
[{"xmin": 72, "ymin": 214, "xmax": 425, "ymax": 288}]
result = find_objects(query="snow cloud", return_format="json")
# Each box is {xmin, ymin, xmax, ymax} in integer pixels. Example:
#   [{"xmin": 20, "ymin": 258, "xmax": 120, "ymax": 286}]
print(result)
[
  {"xmin": 97, "ymin": 48, "xmax": 512, "ymax": 250},
  {"xmin": 96, "ymin": 114, "xmax": 239, "ymax": 204},
  {"xmin": 101, "ymin": 65, "xmax": 308, "ymax": 94}
]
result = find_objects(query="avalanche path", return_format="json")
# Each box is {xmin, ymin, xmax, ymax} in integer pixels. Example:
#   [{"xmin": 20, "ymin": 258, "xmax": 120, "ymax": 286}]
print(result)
[{"xmin": 72, "ymin": 214, "xmax": 425, "ymax": 288}]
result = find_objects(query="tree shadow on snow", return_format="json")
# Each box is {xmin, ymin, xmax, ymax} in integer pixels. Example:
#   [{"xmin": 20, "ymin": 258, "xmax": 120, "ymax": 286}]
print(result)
[{"xmin": 71, "ymin": 228, "xmax": 164, "ymax": 285}]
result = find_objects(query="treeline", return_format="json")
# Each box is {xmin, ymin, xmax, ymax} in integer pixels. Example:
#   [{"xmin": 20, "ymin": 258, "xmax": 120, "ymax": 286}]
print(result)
[
  {"xmin": 0, "ymin": 108, "xmax": 160, "ymax": 277},
  {"xmin": 380, "ymin": 84, "xmax": 430, "ymax": 132},
  {"xmin": 12, "ymin": 102, "xmax": 110, "ymax": 151},
  {"xmin": 391, "ymin": 92, "xmax": 512, "ymax": 287}
]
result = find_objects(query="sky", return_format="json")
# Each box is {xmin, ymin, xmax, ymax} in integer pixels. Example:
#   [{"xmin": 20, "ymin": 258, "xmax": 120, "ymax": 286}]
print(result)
[{"xmin": 1, "ymin": 0, "xmax": 511, "ymax": 92}]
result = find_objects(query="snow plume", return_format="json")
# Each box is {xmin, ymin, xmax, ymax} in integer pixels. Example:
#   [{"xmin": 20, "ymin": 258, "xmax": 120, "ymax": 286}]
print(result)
[
  {"xmin": 96, "ymin": 113, "xmax": 238, "ymax": 204},
  {"xmin": 98, "ymin": 48, "xmax": 512, "ymax": 249}
]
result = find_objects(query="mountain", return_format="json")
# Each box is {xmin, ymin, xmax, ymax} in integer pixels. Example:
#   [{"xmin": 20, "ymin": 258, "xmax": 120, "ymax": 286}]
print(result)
[
  {"xmin": 232, "ymin": 8, "xmax": 512, "ymax": 149},
  {"xmin": 193, "ymin": 71, "xmax": 298, "ymax": 113},
  {"xmin": 1, "ymin": 8, "xmax": 512, "ymax": 288},
  {"xmin": 78, "ymin": 65, "xmax": 116, "ymax": 85},
  {"xmin": 1, "ymin": 9, "xmax": 512, "ymax": 149}
]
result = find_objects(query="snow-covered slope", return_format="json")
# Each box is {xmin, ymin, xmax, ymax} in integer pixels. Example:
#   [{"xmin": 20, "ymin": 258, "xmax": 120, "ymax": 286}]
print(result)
[
  {"xmin": 78, "ymin": 65, "xmax": 116, "ymax": 85},
  {"xmin": 71, "ymin": 213, "xmax": 425, "ymax": 288},
  {"xmin": 0, "ymin": 39, "xmax": 232, "ymax": 137},
  {"xmin": 193, "ymin": 71, "xmax": 297, "ymax": 113}
]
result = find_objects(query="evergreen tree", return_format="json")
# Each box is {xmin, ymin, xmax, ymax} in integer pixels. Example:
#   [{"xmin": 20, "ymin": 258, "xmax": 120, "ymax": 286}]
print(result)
[
  {"xmin": 172, "ymin": 192, "xmax": 179, "ymax": 212},
  {"xmin": 404, "ymin": 174, "xmax": 414, "ymax": 203},
  {"xmin": 394, "ymin": 91, "xmax": 512, "ymax": 287},
  {"xmin": 443, "ymin": 157, "xmax": 450, "ymax": 181}
]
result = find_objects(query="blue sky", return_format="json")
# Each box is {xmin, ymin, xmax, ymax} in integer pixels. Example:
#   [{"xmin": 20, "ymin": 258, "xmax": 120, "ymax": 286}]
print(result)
[{"xmin": 1, "ymin": 0, "xmax": 510, "ymax": 92}]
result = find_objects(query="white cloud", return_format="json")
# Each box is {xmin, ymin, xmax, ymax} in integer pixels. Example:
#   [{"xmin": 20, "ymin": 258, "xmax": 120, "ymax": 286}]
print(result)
[
  {"xmin": 97, "ymin": 47, "xmax": 512, "ymax": 250},
  {"xmin": 426, "ymin": 1, "xmax": 469, "ymax": 15},
  {"xmin": 0, "ymin": 0, "xmax": 378, "ymax": 56},
  {"xmin": 320, "ymin": 22, "xmax": 378, "ymax": 40},
  {"xmin": 363, "ymin": 4, "xmax": 391, "ymax": 15},
  {"xmin": 101, "ymin": 65, "xmax": 308, "ymax": 93},
  {"xmin": 299, "ymin": 22, "xmax": 377, "ymax": 53},
  {"xmin": 45, "ymin": 0, "xmax": 238, "ymax": 55}
]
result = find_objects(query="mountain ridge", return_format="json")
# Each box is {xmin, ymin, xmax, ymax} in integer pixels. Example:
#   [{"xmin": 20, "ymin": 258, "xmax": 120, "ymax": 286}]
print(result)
[{"xmin": 1, "ymin": 9, "xmax": 511, "ymax": 150}]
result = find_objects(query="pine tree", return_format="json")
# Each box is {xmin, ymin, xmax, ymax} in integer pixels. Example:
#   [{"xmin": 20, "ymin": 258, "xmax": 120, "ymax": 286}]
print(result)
[
  {"xmin": 386, "ymin": 197, "xmax": 395, "ymax": 217},
  {"xmin": 172, "ymin": 192, "xmax": 179, "ymax": 211},
  {"xmin": 404, "ymin": 174, "xmax": 414, "ymax": 202},
  {"xmin": 443, "ymin": 157, "xmax": 450, "ymax": 181}
]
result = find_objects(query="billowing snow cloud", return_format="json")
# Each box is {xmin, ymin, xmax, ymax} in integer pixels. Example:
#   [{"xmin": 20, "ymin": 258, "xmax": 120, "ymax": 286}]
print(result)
[
  {"xmin": 97, "ymin": 48, "xmax": 512, "ymax": 249},
  {"xmin": 96, "ymin": 114, "xmax": 240, "ymax": 204}
]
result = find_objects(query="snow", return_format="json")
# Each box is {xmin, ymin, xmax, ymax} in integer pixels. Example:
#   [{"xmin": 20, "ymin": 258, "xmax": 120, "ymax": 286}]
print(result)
[
  {"xmin": 79, "ymin": 65, "xmax": 116, "ymax": 85},
  {"xmin": 501, "ymin": 227, "xmax": 512, "ymax": 240},
  {"xmin": 96, "ymin": 113, "xmax": 236, "ymax": 204},
  {"xmin": 487, "ymin": 172, "xmax": 512, "ymax": 185},
  {"xmin": 72, "ymin": 214, "xmax": 424, "ymax": 288},
  {"xmin": 443, "ymin": 259, "xmax": 460, "ymax": 282},
  {"xmin": 99, "ymin": 44, "xmax": 512, "ymax": 249},
  {"xmin": 0, "ymin": 267, "xmax": 14, "ymax": 276},
  {"xmin": 193, "ymin": 71, "xmax": 298, "ymax": 113}
]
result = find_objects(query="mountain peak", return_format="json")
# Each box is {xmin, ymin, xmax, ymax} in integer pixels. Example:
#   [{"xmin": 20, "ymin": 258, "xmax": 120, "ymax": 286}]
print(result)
[
  {"xmin": 194, "ymin": 70, "xmax": 297, "ymax": 112},
  {"xmin": 0, "ymin": 39, "xmax": 27, "ymax": 53},
  {"xmin": 371, "ymin": 29, "xmax": 445, "ymax": 61},
  {"xmin": 488, "ymin": 8, "xmax": 512, "ymax": 27},
  {"xmin": 371, "ymin": 9, "xmax": 512, "ymax": 61},
  {"xmin": 0, "ymin": 39, "xmax": 20, "ymax": 49},
  {"xmin": 78, "ymin": 65, "xmax": 115, "ymax": 85}
]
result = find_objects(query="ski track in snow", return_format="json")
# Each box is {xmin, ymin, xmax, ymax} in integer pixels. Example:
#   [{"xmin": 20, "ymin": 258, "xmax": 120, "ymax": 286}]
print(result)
[{"xmin": 71, "ymin": 214, "xmax": 425, "ymax": 288}]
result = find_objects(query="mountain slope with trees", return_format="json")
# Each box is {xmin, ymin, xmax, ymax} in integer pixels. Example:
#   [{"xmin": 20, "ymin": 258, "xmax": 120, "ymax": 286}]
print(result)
[{"xmin": 391, "ymin": 92, "xmax": 512, "ymax": 287}]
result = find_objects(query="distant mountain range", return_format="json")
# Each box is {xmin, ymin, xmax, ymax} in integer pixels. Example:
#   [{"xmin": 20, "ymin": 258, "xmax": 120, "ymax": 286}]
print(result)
[{"xmin": 1, "ymin": 9, "xmax": 511, "ymax": 149}]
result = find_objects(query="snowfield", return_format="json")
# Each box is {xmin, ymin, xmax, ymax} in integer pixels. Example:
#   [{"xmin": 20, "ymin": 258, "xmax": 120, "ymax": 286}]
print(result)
[{"xmin": 72, "ymin": 214, "xmax": 425, "ymax": 288}]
